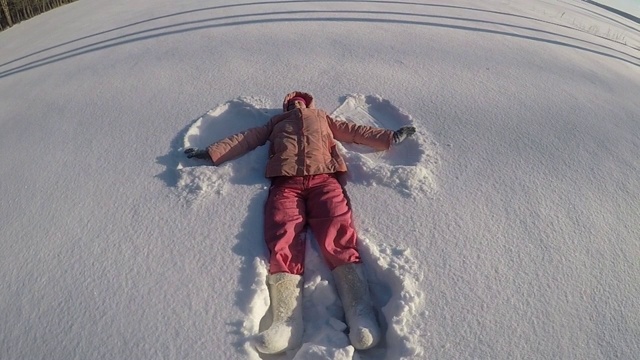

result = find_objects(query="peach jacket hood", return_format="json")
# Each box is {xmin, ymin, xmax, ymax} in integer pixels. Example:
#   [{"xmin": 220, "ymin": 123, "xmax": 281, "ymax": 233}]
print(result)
[{"xmin": 207, "ymin": 91, "xmax": 394, "ymax": 178}]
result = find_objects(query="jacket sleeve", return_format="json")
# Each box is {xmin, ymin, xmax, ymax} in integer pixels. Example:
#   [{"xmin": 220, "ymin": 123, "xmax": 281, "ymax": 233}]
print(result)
[
  {"xmin": 327, "ymin": 115, "xmax": 394, "ymax": 151},
  {"xmin": 206, "ymin": 120, "xmax": 273, "ymax": 165}
]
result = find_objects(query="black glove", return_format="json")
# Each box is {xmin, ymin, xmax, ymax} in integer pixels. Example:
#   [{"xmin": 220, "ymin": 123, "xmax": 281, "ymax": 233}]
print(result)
[
  {"xmin": 184, "ymin": 147, "xmax": 210, "ymax": 160},
  {"xmin": 393, "ymin": 126, "xmax": 416, "ymax": 144}
]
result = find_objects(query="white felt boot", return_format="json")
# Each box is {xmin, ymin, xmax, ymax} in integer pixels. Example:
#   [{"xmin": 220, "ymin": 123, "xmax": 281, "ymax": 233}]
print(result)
[
  {"xmin": 253, "ymin": 272, "xmax": 304, "ymax": 354},
  {"xmin": 332, "ymin": 263, "xmax": 381, "ymax": 350}
]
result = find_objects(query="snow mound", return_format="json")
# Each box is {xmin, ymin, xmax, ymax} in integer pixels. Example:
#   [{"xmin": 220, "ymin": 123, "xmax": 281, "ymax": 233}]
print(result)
[{"xmin": 357, "ymin": 235, "xmax": 426, "ymax": 360}]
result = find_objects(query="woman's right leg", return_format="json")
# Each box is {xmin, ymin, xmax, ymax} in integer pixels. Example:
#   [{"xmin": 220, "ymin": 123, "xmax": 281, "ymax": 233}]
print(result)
[
  {"xmin": 264, "ymin": 177, "xmax": 306, "ymax": 275},
  {"xmin": 305, "ymin": 174, "xmax": 381, "ymax": 350},
  {"xmin": 257, "ymin": 177, "xmax": 307, "ymax": 354}
]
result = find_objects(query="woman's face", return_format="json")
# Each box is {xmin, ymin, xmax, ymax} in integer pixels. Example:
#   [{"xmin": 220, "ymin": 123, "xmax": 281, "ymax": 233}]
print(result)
[{"xmin": 287, "ymin": 100, "xmax": 306, "ymax": 111}]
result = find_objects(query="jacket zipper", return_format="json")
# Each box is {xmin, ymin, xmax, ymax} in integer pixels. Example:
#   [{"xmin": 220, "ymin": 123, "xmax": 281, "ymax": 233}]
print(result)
[{"xmin": 299, "ymin": 109, "xmax": 306, "ymax": 176}]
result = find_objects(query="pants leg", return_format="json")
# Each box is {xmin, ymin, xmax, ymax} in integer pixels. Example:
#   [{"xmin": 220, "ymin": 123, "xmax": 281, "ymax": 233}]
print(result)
[
  {"xmin": 306, "ymin": 174, "xmax": 361, "ymax": 270},
  {"xmin": 264, "ymin": 177, "xmax": 306, "ymax": 275}
]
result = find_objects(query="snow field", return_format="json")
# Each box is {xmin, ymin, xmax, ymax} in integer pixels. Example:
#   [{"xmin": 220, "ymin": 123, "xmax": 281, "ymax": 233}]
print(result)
[{"xmin": 1, "ymin": 0, "xmax": 639, "ymax": 359}]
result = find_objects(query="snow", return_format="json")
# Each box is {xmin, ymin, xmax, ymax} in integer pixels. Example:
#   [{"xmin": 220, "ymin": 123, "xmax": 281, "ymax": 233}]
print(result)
[
  {"xmin": 590, "ymin": 0, "xmax": 640, "ymax": 18},
  {"xmin": 0, "ymin": 0, "xmax": 639, "ymax": 359}
]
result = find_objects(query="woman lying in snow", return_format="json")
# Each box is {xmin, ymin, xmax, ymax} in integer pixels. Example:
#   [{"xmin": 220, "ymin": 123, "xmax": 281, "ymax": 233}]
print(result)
[{"xmin": 184, "ymin": 91, "xmax": 415, "ymax": 354}]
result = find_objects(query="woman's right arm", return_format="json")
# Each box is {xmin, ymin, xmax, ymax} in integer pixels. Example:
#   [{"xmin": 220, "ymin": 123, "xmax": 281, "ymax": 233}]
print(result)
[{"xmin": 205, "ymin": 120, "xmax": 273, "ymax": 165}]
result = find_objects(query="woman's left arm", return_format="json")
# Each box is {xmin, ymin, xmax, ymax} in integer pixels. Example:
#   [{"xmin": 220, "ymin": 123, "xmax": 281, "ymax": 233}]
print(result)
[{"xmin": 327, "ymin": 115, "xmax": 415, "ymax": 150}]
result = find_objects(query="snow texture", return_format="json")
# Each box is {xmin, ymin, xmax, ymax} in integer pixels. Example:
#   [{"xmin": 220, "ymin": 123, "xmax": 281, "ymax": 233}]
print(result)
[{"xmin": 1, "ymin": 0, "xmax": 639, "ymax": 359}]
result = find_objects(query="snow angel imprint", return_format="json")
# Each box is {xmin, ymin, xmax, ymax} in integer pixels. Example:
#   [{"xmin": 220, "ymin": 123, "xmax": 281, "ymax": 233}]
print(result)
[{"xmin": 184, "ymin": 91, "xmax": 416, "ymax": 354}]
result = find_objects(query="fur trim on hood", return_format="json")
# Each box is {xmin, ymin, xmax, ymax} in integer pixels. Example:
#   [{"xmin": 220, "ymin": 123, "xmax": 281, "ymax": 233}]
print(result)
[{"xmin": 282, "ymin": 91, "xmax": 316, "ymax": 111}]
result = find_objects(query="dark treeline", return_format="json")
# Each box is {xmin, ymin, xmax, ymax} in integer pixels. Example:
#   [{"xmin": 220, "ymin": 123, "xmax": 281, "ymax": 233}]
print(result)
[{"xmin": 1, "ymin": 0, "xmax": 77, "ymax": 31}]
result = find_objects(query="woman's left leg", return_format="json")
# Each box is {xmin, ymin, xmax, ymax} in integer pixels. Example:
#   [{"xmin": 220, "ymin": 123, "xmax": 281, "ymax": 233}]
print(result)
[
  {"xmin": 306, "ymin": 174, "xmax": 361, "ymax": 270},
  {"xmin": 306, "ymin": 174, "xmax": 380, "ymax": 349}
]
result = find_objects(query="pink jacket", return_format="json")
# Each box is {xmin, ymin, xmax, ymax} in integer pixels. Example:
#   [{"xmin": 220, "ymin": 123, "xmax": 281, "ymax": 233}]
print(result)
[{"xmin": 207, "ymin": 92, "xmax": 394, "ymax": 178}]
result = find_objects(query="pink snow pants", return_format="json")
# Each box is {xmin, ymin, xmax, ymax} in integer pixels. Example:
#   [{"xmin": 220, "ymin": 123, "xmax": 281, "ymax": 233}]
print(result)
[{"xmin": 264, "ymin": 173, "xmax": 361, "ymax": 275}]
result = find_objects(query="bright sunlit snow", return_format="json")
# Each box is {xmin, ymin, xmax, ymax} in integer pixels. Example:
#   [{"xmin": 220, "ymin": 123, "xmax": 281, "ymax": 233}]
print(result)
[{"xmin": 1, "ymin": 1, "xmax": 639, "ymax": 359}]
